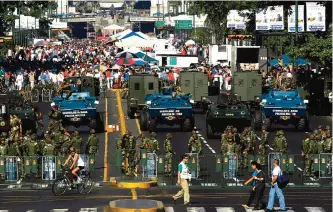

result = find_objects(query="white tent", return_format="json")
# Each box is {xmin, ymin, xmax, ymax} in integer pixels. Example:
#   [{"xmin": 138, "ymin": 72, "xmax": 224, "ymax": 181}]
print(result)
[
  {"xmin": 103, "ymin": 24, "xmax": 124, "ymax": 35},
  {"xmin": 112, "ymin": 29, "xmax": 133, "ymax": 39},
  {"xmin": 115, "ymin": 36, "xmax": 155, "ymax": 48},
  {"xmin": 136, "ymin": 32, "xmax": 151, "ymax": 40}
]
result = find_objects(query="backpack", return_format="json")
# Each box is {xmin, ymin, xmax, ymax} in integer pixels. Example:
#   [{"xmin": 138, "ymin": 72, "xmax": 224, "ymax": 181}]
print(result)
[{"xmin": 277, "ymin": 171, "xmax": 289, "ymax": 189}]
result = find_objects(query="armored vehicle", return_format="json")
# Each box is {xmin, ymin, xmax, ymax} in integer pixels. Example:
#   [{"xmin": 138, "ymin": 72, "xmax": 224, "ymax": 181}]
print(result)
[
  {"xmin": 179, "ymin": 71, "xmax": 211, "ymax": 111},
  {"xmin": 206, "ymin": 93, "xmax": 252, "ymax": 138},
  {"xmin": 52, "ymin": 92, "xmax": 101, "ymax": 129},
  {"xmin": 139, "ymin": 92, "xmax": 194, "ymax": 132},
  {"xmin": 6, "ymin": 91, "xmax": 37, "ymax": 133},
  {"xmin": 0, "ymin": 94, "xmax": 10, "ymax": 132},
  {"xmin": 232, "ymin": 71, "xmax": 262, "ymax": 112},
  {"xmin": 255, "ymin": 90, "xmax": 309, "ymax": 131},
  {"xmin": 127, "ymin": 73, "xmax": 160, "ymax": 118}
]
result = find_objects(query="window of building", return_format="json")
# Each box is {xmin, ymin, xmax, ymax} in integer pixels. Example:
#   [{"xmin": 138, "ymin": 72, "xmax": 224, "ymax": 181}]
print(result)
[{"xmin": 148, "ymin": 82, "xmax": 154, "ymax": 90}]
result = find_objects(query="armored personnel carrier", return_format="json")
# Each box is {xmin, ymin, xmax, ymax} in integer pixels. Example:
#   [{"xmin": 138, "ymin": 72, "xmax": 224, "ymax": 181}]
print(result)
[
  {"xmin": 139, "ymin": 92, "xmax": 194, "ymax": 132},
  {"xmin": 206, "ymin": 93, "xmax": 252, "ymax": 138}
]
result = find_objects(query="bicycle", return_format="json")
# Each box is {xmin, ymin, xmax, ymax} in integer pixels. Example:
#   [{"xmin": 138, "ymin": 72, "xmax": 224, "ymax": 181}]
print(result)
[{"xmin": 52, "ymin": 166, "xmax": 94, "ymax": 196}]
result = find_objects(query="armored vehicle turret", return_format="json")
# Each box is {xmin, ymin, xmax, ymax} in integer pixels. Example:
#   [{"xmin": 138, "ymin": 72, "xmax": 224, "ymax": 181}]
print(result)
[{"xmin": 206, "ymin": 93, "xmax": 252, "ymax": 138}]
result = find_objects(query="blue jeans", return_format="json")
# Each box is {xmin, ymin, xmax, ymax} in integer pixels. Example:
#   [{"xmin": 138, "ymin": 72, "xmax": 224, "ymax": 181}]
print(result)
[{"xmin": 267, "ymin": 184, "xmax": 286, "ymax": 210}]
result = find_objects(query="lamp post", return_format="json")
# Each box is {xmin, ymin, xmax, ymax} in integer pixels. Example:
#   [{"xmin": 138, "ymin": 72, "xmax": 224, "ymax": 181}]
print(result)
[{"xmin": 294, "ymin": 0, "xmax": 299, "ymax": 70}]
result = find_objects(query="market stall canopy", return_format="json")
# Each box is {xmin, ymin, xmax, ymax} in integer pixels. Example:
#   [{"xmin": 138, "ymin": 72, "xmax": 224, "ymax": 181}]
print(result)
[
  {"xmin": 113, "ymin": 58, "xmax": 135, "ymax": 66},
  {"xmin": 135, "ymin": 51, "xmax": 158, "ymax": 63},
  {"xmin": 185, "ymin": 39, "xmax": 195, "ymax": 46},
  {"xmin": 115, "ymin": 37, "xmax": 155, "ymax": 48},
  {"xmin": 115, "ymin": 51, "xmax": 139, "ymax": 59},
  {"xmin": 111, "ymin": 64, "xmax": 121, "ymax": 70},
  {"xmin": 136, "ymin": 32, "xmax": 151, "ymax": 40},
  {"xmin": 104, "ymin": 24, "xmax": 124, "ymax": 31},
  {"xmin": 133, "ymin": 58, "xmax": 148, "ymax": 66},
  {"xmin": 119, "ymin": 31, "xmax": 146, "ymax": 40}
]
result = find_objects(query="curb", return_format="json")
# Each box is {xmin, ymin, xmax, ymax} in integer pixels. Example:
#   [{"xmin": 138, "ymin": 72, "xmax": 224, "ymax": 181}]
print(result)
[{"xmin": 109, "ymin": 199, "xmax": 164, "ymax": 212}]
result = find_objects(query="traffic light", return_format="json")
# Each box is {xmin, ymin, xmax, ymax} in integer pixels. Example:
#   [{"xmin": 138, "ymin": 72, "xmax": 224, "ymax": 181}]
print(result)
[{"xmin": 227, "ymin": 35, "xmax": 252, "ymax": 39}]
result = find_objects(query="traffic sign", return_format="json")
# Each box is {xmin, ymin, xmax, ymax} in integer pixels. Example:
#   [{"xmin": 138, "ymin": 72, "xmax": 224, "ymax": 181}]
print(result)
[
  {"xmin": 155, "ymin": 21, "xmax": 165, "ymax": 28},
  {"xmin": 175, "ymin": 20, "xmax": 192, "ymax": 29}
]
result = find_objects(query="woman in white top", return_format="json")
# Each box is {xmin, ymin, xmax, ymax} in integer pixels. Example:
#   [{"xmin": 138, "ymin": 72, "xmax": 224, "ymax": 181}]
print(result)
[{"xmin": 63, "ymin": 147, "xmax": 85, "ymax": 184}]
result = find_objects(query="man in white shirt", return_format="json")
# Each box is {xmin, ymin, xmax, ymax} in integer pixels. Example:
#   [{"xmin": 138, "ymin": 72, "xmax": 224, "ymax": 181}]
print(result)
[
  {"xmin": 173, "ymin": 155, "xmax": 191, "ymax": 205},
  {"xmin": 16, "ymin": 73, "xmax": 24, "ymax": 90},
  {"xmin": 266, "ymin": 159, "xmax": 286, "ymax": 211}
]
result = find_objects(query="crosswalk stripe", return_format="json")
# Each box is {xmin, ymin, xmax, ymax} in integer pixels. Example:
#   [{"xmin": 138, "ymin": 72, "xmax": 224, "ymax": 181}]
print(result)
[
  {"xmin": 245, "ymin": 208, "xmax": 265, "ymax": 212},
  {"xmin": 215, "ymin": 207, "xmax": 235, "ymax": 212},
  {"xmin": 50, "ymin": 210, "xmax": 69, "ymax": 212},
  {"xmin": 187, "ymin": 207, "xmax": 206, "ymax": 212},
  {"xmin": 165, "ymin": 207, "xmax": 175, "ymax": 212},
  {"xmin": 0, "ymin": 210, "xmax": 9, "ymax": 212},
  {"xmin": 272, "ymin": 208, "xmax": 294, "ymax": 212},
  {"xmin": 305, "ymin": 207, "xmax": 326, "ymax": 212},
  {"xmin": 79, "ymin": 209, "xmax": 97, "ymax": 212}
]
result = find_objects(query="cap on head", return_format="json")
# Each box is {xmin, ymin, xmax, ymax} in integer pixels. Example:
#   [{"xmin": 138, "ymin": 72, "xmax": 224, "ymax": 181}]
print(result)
[{"xmin": 90, "ymin": 129, "xmax": 95, "ymax": 134}]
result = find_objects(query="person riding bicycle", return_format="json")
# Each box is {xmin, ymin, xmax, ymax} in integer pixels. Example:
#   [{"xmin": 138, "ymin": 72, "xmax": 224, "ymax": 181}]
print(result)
[{"xmin": 63, "ymin": 147, "xmax": 85, "ymax": 184}]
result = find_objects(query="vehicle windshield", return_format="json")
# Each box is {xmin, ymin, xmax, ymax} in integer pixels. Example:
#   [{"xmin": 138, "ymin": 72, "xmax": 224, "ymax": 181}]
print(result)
[{"xmin": 62, "ymin": 92, "xmax": 90, "ymax": 100}]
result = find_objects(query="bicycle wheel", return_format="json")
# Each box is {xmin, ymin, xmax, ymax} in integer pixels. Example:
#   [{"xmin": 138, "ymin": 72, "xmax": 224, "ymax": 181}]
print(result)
[
  {"xmin": 77, "ymin": 177, "xmax": 94, "ymax": 194},
  {"xmin": 52, "ymin": 178, "xmax": 69, "ymax": 196}
]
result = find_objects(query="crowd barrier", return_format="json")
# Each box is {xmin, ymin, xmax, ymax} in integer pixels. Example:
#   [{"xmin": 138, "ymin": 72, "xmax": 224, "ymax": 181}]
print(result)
[
  {"xmin": 115, "ymin": 150, "xmax": 332, "ymax": 187},
  {"xmin": 0, "ymin": 155, "xmax": 95, "ymax": 187}
]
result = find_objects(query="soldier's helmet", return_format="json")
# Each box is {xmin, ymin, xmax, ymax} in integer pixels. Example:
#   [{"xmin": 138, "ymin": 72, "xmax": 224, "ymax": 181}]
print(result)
[
  {"xmin": 304, "ymin": 132, "xmax": 310, "ymax": 138},
  {"xmin": 191, "ymin": 130, "xmax": 196, "ymax": 135},
  {"xmin": 279, "ymin": 130, "xmax": 284, "ymax": 135},
  {"xmin": 275, "ymin": 131, "xmax": 281, "ymax": 135},
  {"xmin": 140, "ymin": 133, "xmax": 145, "ymax": 138},
  {"xmin": 232, "ymin": 128, "xmax": 237, "ymax": 133},
  {"xmin": 313, "ymin": 129, "xmax": 319, "ymax": 135},
  {"xmin": 31, "ymin": 134, "xmax": 37, "ymax": 140},
  {"xmin": 318, "ymin": 125, "xmax": 323, "ymax": 130},
  {"xmin": 310, "ymin": 134, "xmax": 315, "ymax": 140},
  {"xmin": 1, "ymin": 132, "xmax": 7, "ymax": 137},
  {"xmin": 73, "ymin": 131, "xmax": 79, "ymax": 136},
  {"xmin": 226, "ymin": 126, "xmax": 232, "ymax": 131},
  {"xmin": 325, "ymin": 126, "xmax": 331, "ymax": 130},
  {"xmin": 26, "ymin": 129, "xmax": 32, "ymax": 135},
  {"xmin": 166, "ymin": 133, "xmax": 172, "ymax": 139},
  {"xmin": 90, "ymin": 129, "xmax": 95, "ymax": 134},
  {"xmin": 151, "ymin": 132, "xmax": 157, "ymax": 137}
]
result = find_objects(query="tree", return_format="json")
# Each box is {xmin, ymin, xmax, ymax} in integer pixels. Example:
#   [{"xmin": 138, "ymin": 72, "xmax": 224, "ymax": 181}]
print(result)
[
  {"xmin": 286, "ymin": 29, "xmax": 332, "ymax": 65},
  {"xmin": 190, "ymin": 28, "xmax": 211, "ymax": 45}
]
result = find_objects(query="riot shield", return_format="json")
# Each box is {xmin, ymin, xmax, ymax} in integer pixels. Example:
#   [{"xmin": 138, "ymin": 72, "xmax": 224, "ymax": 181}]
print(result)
[
  {"xmin": 42, "ymin": 89, "xmax": 51, "ymax": 102},
  {"xmin": 31, "ymin": 90, "xmax": 39, "ymax": 102}
]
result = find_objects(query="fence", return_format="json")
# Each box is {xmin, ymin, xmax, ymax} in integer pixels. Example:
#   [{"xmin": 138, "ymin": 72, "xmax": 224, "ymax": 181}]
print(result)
[
  {"xmin": 0, "ymin": 155, "xmax": 95, "ymax": 188},
  {"xmin": 115, "ymin": 150, "xmax": 332, "ymax": 187}
]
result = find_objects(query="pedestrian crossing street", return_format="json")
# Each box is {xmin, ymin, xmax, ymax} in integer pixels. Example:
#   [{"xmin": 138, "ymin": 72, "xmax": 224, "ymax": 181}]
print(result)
[{"xmin": 0, "ymin": 206, "xmax": 328, "ymax": 212}]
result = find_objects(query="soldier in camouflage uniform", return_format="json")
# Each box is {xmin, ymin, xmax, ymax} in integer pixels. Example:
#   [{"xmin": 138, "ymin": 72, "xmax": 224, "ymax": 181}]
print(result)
[
  {"xmin": 26, "ymin": 134, "xmax": 38, "ymax": 157},
  {"xmin": 9, "ymin": 114, "xmax": 22, "ymax": 141},
  {"xmin": 61, "ymin": 130, "xmax": 73, "ymax": 157},
  {"xmin": 72, "ymin": 131, "xmax": 82, "ymax": 154},
  {"xmin": 164, "ymin": 133, "xmax": 174, "ymax": 176},
  {"xmin": 323, "ymin": 131, "xmax": 332, "ymax": 153},
  {"xmin": 221, "ymin": 134, "xmax": 238, "ymax": 154},
  {"xmin": 48, "ymin": 105, "xmax": 63, "ymax": 133},
  {"xmin": 125, "ymin": 132, "xmax": 136, "ymax": 176},
  {"xmin": 318, "ymin": 125, "xmax": 325, "ymax": 138},
  {"xmin": 86, "ymin": 129, "xmax": 99, "ymax": 154},
  {"xmin": 150, "ymin": 132, "xmax": 160, "ymax": 154},
  {"xmin": 140, "ymin": 133, "xmax": 153, "ymax": 152},
  {"xmin": 0, "ymin": 138, "xmax": 8, "ymax": 156},
  {"xmin": 34, "ymin": 107, "xmax": 44, "ymax": 136},
  {"xmin": 273, "ymin": 130, "xmax": 288, "ymax": 154},
  {"xmin": 221, "ymin": 126, "xmax": 233, "ymax": 147},
  {"xmin": 257, "ymin": 127, "xmax": 268, "ymax": 166},
  {"xmin": 188, "ymin": 132, "xmax": 202, "ymax": 177},
  {"xmin": 302, "ymin": 133, "xmax": 311, "ymax": 176},
  {"xmin": 241, "ymin": 129, "xmax": 255, "ymax": 169},
  {"xmin": 316, "ymin": 134, "xmax": 325, "ymax": 154},
  {"xmin": 325, "ymin": 126, "xmax": 331, "ymax": 136},
  {"xmin": 0, "ymin": 132, "xmax": 8, "ymax": 144}
]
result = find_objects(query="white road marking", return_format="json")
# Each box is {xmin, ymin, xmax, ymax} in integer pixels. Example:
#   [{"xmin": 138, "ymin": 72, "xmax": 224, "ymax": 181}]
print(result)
[
  {"xmin": 164, "ymin": 207, "xmax": 175, "ymax": 212},
  {"xmin": 297, "ymin": 167, "xmax": 303, "ymax": 171},
  {"xmin": 305, "ymin": 207, "xmax": 326, "ymax": 212},
  {"xmin": 197, "ymin": 134, "xmax": 202, "ymax": 137},
  {"xmin": 215, "ymin": 207, "xmax": 235, "ymax": 212},
  {"xmin": 79, "ymin": 208, "xmax": 97, "ymax": 212},
  {"xmin": 246, "ymin": 208, "xmax": 265, "ymax": 212},
  {"xmin": 256, "ymin": 135, "xmax": 261, "ymax": 140},
  {"xmin": 26, "ymin": 211, "xmax": 36, "ymax": 212},
  {"xmin": 273, "ymin": 208, "xmax": 295, "ymax": 212},
  {"xmin": 0, "ymin": 210, "xmax": 9, "ymax": 212},
  {"xmin": 50, "ymin": 210, "xmax": 69, "ymax": 212},
  {"xmin": 202, "ymin": 140, "xmax": 207, "ymax": 144},
  {"xmin": 195, "ymin": 125, "xmax": 216, "ymax": 154},
  {"xmin": 187, "ymin": 207, "xmax": 206, "ymax": 212},
  {"xmin": 304, "ymin": 182, "xmax": 320, "ymax": 186},
  {"xmin": 200, "ymin": 183, "xmax": 217, "ymax": 186}
]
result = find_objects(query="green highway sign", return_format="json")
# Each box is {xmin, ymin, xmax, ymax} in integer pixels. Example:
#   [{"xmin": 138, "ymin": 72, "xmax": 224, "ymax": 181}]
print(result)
[
  {"xmin": 155, "ymin": 21, "xmax": 165, "ymax": 28},
  {"xmin": 175, "ymin": 20, "xmax": 192, "ymax": 29}
]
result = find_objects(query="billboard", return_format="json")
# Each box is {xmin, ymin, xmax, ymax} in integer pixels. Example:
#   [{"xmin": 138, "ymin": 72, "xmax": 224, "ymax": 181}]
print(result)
[
  {"xmin": 306, "ymin": 2, "xmax": 326, "ymax": 31},
  {"xmin": 227, "ymin": 10, "xmax": 247, "ymax": 30},
  {"xmin": 288, "ymin": 5, "xmax": 305, "ymax": 32},
  {"xmin": 15, "ymin": 15, "xmax": 39, "ymax": 29},
  {"xmin": 255, "ymin": 6, "xmax": 284, "ymax": 30}
]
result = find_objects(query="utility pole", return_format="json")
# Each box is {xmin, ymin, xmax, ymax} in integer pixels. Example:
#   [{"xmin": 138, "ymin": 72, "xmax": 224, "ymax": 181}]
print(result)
[{"xmin": 294, "ymin": 0, "xmax": 299, "ymax": 70}]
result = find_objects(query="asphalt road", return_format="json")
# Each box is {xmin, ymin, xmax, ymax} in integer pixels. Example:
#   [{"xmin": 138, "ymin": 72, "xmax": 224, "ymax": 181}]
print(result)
[{"xmin": 0, "ymin": 187, "xmax": 331, "ymax": 212}]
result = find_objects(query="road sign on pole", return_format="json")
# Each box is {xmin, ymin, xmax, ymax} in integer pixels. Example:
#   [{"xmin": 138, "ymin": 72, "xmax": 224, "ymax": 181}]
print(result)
[{"xmin": 175, "ymin": 20, "xmax": 193, "ymax": 29}]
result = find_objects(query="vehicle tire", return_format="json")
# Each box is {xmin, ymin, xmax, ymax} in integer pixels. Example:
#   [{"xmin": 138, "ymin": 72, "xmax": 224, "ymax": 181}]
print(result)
[
  {"xmin": 89, "ymin": 118, "xmax": 97, "ymax": 129},
  {"xmin": 182, "ymin": 118, "xmax": 193, "ymax": 132},
  {"xmin": 52, "ymin": 178, "xmax": 68, "ymax": 196},
  {"xmin": 263, "ymin": 117, "xmax": 271, "ymax": 131},
  {"xmin": 148, "ymin": 118, "xmax": 157, "ymax": 132},
  {"xmin": 254, "ymin": 112, "xmax": 262, "ymax": 130},
  {"xmin": 297, "ymin": 118, "xmax": 307, "ymax": 131},
  {"xmin": 139, "ymin": 111, "xmax": 148, "ymax": 131},
  {"xmin": 77, "ymin": 176, "xmax": 94, "ymax": 194},
  {"xmin": 95, "ymin": 114, "xmax": 104, "ymax": 133},
  {"xmin": 206, "ymin": 124, "xmax": 214, "ymax": 139}
]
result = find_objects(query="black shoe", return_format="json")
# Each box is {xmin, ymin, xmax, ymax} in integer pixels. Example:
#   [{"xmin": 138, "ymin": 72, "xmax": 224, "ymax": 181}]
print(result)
[
  {"xmin": 261, "ymin": 203, "xmax": 267, "ymax": 209},
  {"xmin": 280, "ymin": 209, "xmax": 287, "ymax": 211},
  {"xmin": 266, "ymin": 209, "xmax": 274, "ymax": 212}
]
